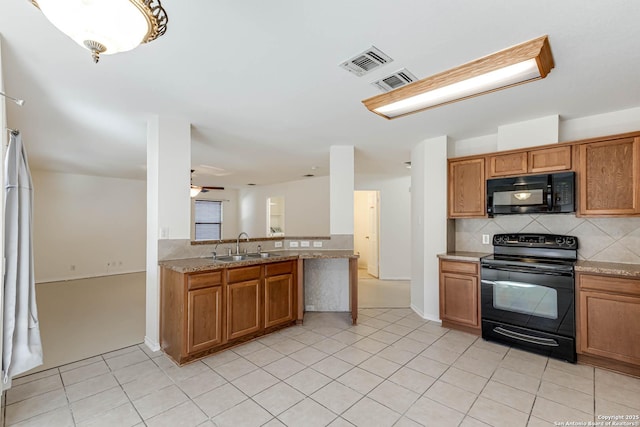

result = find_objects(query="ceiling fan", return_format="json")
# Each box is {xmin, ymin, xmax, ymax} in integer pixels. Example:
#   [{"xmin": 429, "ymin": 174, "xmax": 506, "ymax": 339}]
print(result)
[{"xmin": 190, "ymin": 170, "xmax": 224, "ymax": 197}]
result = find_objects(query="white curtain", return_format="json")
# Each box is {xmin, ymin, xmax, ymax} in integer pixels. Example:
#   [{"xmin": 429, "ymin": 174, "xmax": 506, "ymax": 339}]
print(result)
[{"xmin": 3, "ymin": 131, "xmax": 42, "ymax": 382}]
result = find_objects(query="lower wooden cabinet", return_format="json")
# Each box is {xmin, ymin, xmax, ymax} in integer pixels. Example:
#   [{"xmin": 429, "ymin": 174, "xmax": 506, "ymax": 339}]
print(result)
[
  {"xmin": 439, "ymin": 259, "xmax": 480, "ymax": 333},
  {"xmin": 577, "ymin": 272, "xmax": 640, "ymax": 372},
  {"xmin": 265, "ymin": 274, "xmax": 294, "ymax": 328},
  {"xmin": 187, "ymin": 286, "xmax": 223, "ymax": 353},
  {"xmin": 160, "ymin": 260, "xmax": 297, "ymax": 365},
  {"xmin": 227, "ymin": 279, "xmax": 261, "ymax": 340}
]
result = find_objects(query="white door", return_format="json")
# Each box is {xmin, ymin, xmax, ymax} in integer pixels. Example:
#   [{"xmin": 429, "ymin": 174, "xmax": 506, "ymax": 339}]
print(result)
[{"xmin": 367, "ymin": 191, "xmax": 379, "ymax": 278}]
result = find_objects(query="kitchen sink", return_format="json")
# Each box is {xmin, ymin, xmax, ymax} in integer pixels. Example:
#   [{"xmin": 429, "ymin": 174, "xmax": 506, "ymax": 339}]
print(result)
[{"xmin": 214, "ymin": 252, "xmax": 280, "ymax": 262}]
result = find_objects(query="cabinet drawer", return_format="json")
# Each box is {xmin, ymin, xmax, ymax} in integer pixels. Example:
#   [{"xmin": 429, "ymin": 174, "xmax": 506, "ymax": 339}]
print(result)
[
  {"xmin": 227, "ymin": 266, "xmax": 261, "ymax": 283},
  {"xmin": 578, "ymin": 274, "xmax": 640, "ymax": 297},
  {"xmin": 188, "ymin": 271, "xmax": 223, "ymax": 290},
  {"xmin": 265, "ymin": 261, "xmax": 293, "ymax": 277},
  {"xmin": 440, "ymin": 260, "xmax": 478, "ymax": 275},
  {"xmin": 528, "ymin": 146, "xmax": 572, "ymax": 173},
  {"xmin": 488, "ymin": 152, "xmax": 528, "ymax": 177}
]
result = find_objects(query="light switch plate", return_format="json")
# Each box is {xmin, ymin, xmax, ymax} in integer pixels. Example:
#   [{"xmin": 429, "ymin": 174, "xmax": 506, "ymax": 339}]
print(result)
[
  {"xmin": 289, "ymin": 241, "xmax": 299, "ymax": 248},
  {"xmin": 482, "ymin": 234, "xmax": 490, "ymax": 245},
  {"xmin": 300, "ymin": 241, "xmax": 310, "ymax": 247},
  {"xmin": 275, "ymin": 241, "xmax": 283, "ymax": 248},
  {"xmin": 313, "ymin": 241, "xmax": 323, "ymax": 248}
]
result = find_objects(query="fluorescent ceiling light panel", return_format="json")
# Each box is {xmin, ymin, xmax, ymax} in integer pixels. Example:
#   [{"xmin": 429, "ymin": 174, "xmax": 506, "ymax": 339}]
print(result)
[{"xmin": 362, "ymin": 35, "xmax": 554, "ymax": 119}]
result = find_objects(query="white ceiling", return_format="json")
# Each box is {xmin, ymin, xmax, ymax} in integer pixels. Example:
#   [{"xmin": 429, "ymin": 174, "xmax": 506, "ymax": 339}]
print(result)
[{"xmin": 1, "ymin": 1, "xmax": 639, "ymax": 188}]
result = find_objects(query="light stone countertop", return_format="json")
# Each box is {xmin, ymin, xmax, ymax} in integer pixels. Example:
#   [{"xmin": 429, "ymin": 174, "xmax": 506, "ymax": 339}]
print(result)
[
  {"xmin": 160, "ymin": 250, "xmax": 358, "ymax": 273},
  {"xmin": 437, "ymin": 252, "xmax": 491, "ymax": 262},
  {"xmin": 575, "ymin": 260, "xmax": 640, "ymax": 278}
]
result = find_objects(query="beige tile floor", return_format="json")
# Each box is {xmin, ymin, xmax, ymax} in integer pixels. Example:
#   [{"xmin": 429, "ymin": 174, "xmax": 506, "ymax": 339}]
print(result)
[{"xmin": 4, "ymin": 309, "xmax": 640, "ymax": 427}]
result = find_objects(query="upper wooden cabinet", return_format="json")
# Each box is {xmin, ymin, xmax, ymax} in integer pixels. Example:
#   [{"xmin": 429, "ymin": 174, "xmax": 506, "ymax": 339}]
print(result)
[
  {"xmin": 488, "ymin": 152, "xmax": 527, "ymax": 177},
  {"xmin": 528, "ymin": 146, "xmax": 572, "ymax": 173},
  {"xmin": 448, "ymin": 157, "xmax": 486, "ymax": 218},
  {"xmin": 577, "ymin": 137, "xmax": 640, "ymax": 216},
  {"xmin": 487, "ymin": 146, "xmax": 572, "ymax": 177}
]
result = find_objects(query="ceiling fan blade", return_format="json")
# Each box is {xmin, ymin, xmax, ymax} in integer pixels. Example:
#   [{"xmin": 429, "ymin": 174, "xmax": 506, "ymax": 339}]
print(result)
[{"xmin": 202, "ymin": 186, "xmax": 225, "ymax": 190}]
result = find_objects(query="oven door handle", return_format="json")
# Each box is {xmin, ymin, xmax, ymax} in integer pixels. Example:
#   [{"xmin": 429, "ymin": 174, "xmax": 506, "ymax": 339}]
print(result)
[
  {"xmin": 482, "ymin": 265, "xmax": 573, "ymax": 276},
  {"xmin": 481, "ymin": 279, "xmax": 538, "ymax": 288},
  {"xmin": 493, "ymin": 326, "xmax": 560, "ymax": 347}
]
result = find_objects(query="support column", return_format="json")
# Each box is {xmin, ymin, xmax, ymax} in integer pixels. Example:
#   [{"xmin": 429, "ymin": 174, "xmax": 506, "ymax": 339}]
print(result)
[
  {"xmin": 411, "ymin": 136, "xmax": 448, "ymax": 320},
  {"xmin": 329, "ymin": 145, "xmax": 354, "ymax": 240},
  {"xmin": 145, "ymin": 116, "xmax": 191, "ymax": 350}
]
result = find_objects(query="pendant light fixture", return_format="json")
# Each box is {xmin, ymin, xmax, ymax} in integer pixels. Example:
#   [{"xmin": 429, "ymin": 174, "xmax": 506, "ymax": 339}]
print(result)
[
  {"xmin": 362, "ymin": 35, "xmax": 554, "ymax": 119},
  {"xmin": 31, "ymin": 0, "xmax": 168, "ymax": 63}
]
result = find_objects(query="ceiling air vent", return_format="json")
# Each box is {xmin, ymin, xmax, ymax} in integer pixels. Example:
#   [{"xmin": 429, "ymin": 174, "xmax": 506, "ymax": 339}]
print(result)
[
  {"xmin": 339, "ymin": 46, "xmax": 393, "ymax": 77},
  {"xmin": 372, "ymin": 69, "xmax": 418, "ymax": 92}
]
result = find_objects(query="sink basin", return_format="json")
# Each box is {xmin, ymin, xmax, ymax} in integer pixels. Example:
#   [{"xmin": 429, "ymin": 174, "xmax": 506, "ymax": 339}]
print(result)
[
  {"xmin": 247, "ymin": 252, "xmax": 276, "ymax": 259},
  {"xmin": 214, "ymin": 253, "xmax": 280, "ymax": 262},
  {"xmin": 214, "ymin": 254, "xmax": 248, "ymax": 262}
]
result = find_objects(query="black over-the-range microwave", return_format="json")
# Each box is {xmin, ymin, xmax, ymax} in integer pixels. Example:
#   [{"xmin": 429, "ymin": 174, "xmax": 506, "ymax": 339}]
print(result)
[{"xmin": 486, "ymin": 171, "xmax": 575, "ymax": 217}]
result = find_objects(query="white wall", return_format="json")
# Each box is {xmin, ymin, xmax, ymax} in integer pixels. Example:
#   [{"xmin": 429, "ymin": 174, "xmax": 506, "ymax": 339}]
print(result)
[
  {"xmin": 29, "ymin": 170, "xmax": 146, "ymax": 374},
  {"xmin": 191, "ymin": 188, "xmax": 239, "ymax": 240},
  {"xmin": 560, "ymin": 106, "xmax": 640, "ymax": 142},
  {"xmin": 32, "ymin": 170, "xmax": 146, "ymax": 282},
  {"xmin": 411, "ymin": 136, "xmax": 448, "ymax": 321},
  {"xmin": 356, "ymin": 175, "xmax": 411, "ymax": 280},
  {"xmin": 449, "ymin": 106, "xmax": 640, "ymax": 158},
  {"xmin": 497, "ymin": 115, "xmax": 559, "ymax": 151},
  {"xmin": 239, "ymin": 176, "xmax": 330, "ymax": 237}
]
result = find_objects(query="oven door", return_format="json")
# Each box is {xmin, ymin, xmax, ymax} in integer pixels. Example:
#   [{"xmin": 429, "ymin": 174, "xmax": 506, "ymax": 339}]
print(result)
[{"xmin": 480, "ymin": 263, "xmax": 574, "ymax": 338}]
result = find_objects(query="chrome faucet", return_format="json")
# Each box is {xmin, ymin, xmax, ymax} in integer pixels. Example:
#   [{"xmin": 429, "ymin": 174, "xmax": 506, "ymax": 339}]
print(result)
[
  {"xmin": 212, "ymin": 240, "xmax": 222, "ymax": 260},
  {"xmin": 236, "ymin": 232, "xmax": 249, "ymax": 254}
]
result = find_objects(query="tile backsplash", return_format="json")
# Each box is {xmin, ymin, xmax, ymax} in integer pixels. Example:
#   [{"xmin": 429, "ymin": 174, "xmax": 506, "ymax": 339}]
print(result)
[{"xmin": 455, "ymin": 215, "xmax": 640, "ymax": 264}]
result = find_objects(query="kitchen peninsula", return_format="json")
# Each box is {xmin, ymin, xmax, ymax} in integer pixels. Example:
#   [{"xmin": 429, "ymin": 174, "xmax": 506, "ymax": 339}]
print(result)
[{"xmin": 159, "ymin": 250, "xmax": 358, "ymax": 365}]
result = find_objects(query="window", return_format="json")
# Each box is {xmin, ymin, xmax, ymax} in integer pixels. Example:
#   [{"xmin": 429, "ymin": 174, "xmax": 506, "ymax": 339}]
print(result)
[{"xmin": 194, "ymin": 200, "xmax": 222, "ymax": 240}]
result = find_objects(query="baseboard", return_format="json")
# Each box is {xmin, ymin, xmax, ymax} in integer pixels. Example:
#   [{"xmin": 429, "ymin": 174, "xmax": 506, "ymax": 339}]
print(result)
[
  {"xmin": 410, "ymin": 304, "xmax": 441, "ymax": 323},
  {"xmin": 144, "ymin": 336, "xmax": 161, "ymax": 352}
]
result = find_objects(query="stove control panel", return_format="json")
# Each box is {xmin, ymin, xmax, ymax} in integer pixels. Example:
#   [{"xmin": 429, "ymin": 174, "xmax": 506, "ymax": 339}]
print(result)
[{"xmin": 492, "ymin": 233, "xmax": 578, "ymax": 250}]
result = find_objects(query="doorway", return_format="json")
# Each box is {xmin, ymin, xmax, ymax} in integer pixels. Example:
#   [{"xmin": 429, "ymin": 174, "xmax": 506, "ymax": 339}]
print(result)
[{"xmin": 354, "ymin": 190, "xmax": 379, "ymax": 278}]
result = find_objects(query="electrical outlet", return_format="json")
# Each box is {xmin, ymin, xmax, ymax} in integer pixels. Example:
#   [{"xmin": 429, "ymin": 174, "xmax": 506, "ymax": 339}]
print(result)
[
  {"xmin": 313, "ymin": 241, "xmax": 323, "ymax": 248},
  {"xmin": 300, "ymin": 241, "xmax": 310, "ymax": 247},
  {"xmin": 289, "ymin": 241, "xmax": 299, "ymax": 248},
  {"xmin": 275, "ymin": 241, "xmax": 283, "ymax": 248},
  {"xmin": 482, "ymin": 234, "xmax": 491, "ymax": 245}
]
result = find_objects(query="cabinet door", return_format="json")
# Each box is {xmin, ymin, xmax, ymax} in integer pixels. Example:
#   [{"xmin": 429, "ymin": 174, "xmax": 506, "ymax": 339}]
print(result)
[
  {"xmin": 488, "ymin": 152, "xmax": 528, "ymax": 177},
  {"xmin": 528, "ymin": 146, "xmax": 572, "ymax": 173},
  {"xmin": 578, "ymin": 290, "xmax": 640, "ymax": 365},
  {"xmin": 187, "ymin": 286, "xmax": 223, "ymax": 354},
  {"xmin": 265, "ymin": 274, "xmax": 294, "ymax": 328},
  {"xmin": 448, "ymin": 158, "xmax": 486, "ymax": 218},
  {"xmin": 578, "ymin": 137, "xmax": 640, "ymax": 215},
  {"xmin": 227, "ymin": 279, "xmax": 261, "ymax": 340},
  {"xmin": 439, "ymin": 272, "xmax": 479, "ymax": 328}
]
